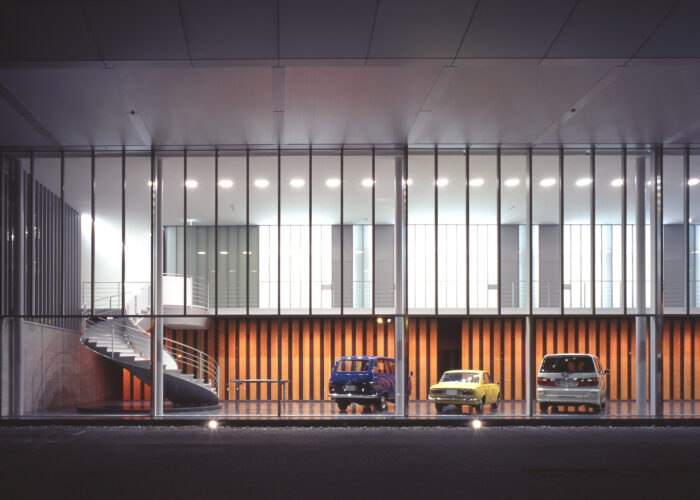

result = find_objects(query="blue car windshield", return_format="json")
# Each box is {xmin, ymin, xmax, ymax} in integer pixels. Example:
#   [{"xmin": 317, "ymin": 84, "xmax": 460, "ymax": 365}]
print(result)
[
  {"xmin": 441, "ymin": 372, "xmax": 480, "ymax": 384},
  {"xmin": 336, "ymin": 360, "xmax": 370, "ymax": 372}
]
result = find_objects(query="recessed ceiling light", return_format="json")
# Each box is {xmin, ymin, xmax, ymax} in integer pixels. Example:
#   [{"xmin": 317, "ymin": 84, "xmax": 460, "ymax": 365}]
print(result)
[
  {"xmin": 218, "ymin": 179, "xmax": 233, "ymax": 188},
  {"xmin": 254, "ymin": 178, "xmax": 269, "ymax": 188},
  {"xmin": 147, "ymin": 180, "xmax": 157, "ymax": 187},
  {"xmin": 469, "ymin": 178, "xmax": 484, "ymax": 187},
  {"xmin": 197, "ymin": 251, "xmax": 206, "ymax": 255},
  {"xmin": 289, "ymin": 178, "xmax": 305, "ymax": 188},
  {"xmin": 504, "ymin": 178, "xmax": 520, "ymax": 187},
  {"xmin": 689, "ymin": 178, "xmax": 700, "ymax": 186},
  {"xmin": 405, "ymin": 178, "xmax": 413, "ymax": 186},
  {"xmin": 611, "ymin": 178, "xmax": 624, "ymax": 187},
  {"xmin": 436, "ymin": 178, "xmax": 449, "ymax": 187},
  {"xmin": 326, "ymin": 178, "xmax": 341, "ymax": 188},
  {"xmin": 540, "ymin": 178, "xmax": 556, "ymax": 187},
  {"xmin": 575, "ymin": 178, "xmax": 592, "ymax": 187},
  {"xmin": 219, "ymin": 251, "xmax": 228, "ymax": 255},
  {"xmin": 185, "ymin": 179, "xmax": 198, "ymax": 189},
  {"xmin": 361, "ymin": 178, "xmax": 374, "ymax": 187}
]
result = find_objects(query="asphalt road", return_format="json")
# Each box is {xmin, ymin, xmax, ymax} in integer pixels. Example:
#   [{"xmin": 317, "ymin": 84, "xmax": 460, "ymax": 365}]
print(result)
[{"xmin": 0, "ymin": 425, "xmax": 698, "ymax": 499}]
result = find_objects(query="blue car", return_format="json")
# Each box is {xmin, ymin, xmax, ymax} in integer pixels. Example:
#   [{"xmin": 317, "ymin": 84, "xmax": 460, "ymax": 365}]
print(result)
[{"xmin": 328, "ymin": 356, "xmax": 408, "ymax": 412}]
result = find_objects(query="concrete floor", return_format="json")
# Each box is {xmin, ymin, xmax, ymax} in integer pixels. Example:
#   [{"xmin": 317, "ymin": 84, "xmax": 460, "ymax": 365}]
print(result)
[
  {"xmin": 34, "ymin": 399, "xmax": 700, "ymax": 419},
  {"xmin": 0, "ymin": 426, "xmax": 698, "ymax": 499}
]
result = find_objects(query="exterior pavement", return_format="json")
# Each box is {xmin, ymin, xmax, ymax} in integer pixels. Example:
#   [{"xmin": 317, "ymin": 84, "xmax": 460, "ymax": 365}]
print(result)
[{"xmin": 0, "ymin": 426, "xmax": 698, "ymax": 499}]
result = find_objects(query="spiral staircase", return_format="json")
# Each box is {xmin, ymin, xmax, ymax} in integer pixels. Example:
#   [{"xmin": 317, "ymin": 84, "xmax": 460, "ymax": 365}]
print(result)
[{"xmin": 80, "ymin": 282, "xmax": 219, "ymax": 406}]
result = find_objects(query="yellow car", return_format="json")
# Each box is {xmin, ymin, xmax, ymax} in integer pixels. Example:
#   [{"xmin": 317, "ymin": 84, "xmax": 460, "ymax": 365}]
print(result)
[{"xmin": 428, "ymin": 370, "xmax": 501, "ymax": 414}]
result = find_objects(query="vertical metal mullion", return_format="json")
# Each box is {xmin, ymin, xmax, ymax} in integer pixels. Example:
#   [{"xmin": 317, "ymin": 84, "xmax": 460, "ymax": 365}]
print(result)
[
  {"xmin": 559, "ymin": 147, "xmax": 564, "ymax": 315},
  {"xmin": 214, "ymin": 148, "xmax": 219, "ymax": 316},
  {"xmin": 622, "ymin": 147, "xmax": 627, "ymax": 314},
  {"xmin": 434, "ymin": 146, "xmax": 438, "ymax": 316},
  {"xmin": 150, "ymin": 149, "xmax": 155, "ymax": 321},
  {"xmin": 526, "ymin": 147, "xmax": 534, "ymax": 415},
  {"xmin": 246, "ymin": 149, "xmax": 250, "ymax": 316},
  {"xmin": 0, "ymin": 151, "xmax": 4, "ymax": 316},
  {"xmin": 372, "ymin": 147, "xmax": 377, "ymax": 316},
  {"xmin": 591, "ymin": 146, "xmax": 596, "ymax": 315},
  {"xmin": 527, "ymin": 148, "xmax": 533, "ymax": 317},
  {"xmin": 340, "ymin": 147, "xmax": 344, "ymax": 316},
  {"xmin": 121, "ymin": 148, "xmax": 126, "ymax": 315},
  {"xmin": 277, "ymin": 146, "xmax": 281, "ymax": 317},
  {"xmin": 90, "ymin": 150, "xmax": 95, "ymax": 316},
  {"xmin": 684, "ymin": 147, "xmax": 690, "ymax": 314},
  {"xmin": 28, "ymin": 153, "xmax": 34, "ymax": 317},
  {"xmin": 309, "ymin": 147, "xmax": 313, "ymax": 315},
  {"xmin": 497, "ymin": 147, "xmax": 502, "ymax": 316},
  {"xmin": 183, "ymin": 149, "xmax": 188, "ymax": 316},
  {"xmin": 60, "ymin": 153, "xmax": 65, "ymax": 317},
  {"xmin": 465, "ymin": 147, "xmax": 470, "ymax": 315}
]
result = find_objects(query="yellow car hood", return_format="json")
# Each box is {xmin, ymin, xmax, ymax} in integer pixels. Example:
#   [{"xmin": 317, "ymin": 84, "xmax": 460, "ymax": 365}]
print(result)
[{"xmin": 430, "ymin": 382, "xmax": 480, "ymax": 390}]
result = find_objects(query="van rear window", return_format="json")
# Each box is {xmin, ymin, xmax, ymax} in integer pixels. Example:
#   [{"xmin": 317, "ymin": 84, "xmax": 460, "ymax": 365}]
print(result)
[
  {"xmin": 540, "ymin": 356, "xmax": 595, "ymax": 373},
  {"xmin": 336, "ymin": 360, "xmax": 370, "ymax": 372}
]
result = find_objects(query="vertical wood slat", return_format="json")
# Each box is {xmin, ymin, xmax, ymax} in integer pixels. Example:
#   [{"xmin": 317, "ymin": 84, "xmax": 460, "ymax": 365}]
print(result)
[
  {"xmin": 663, "ymin": 320, "xmax": 670, "ymax": 399},
  {"xmin": 408, "ymin": 318, "xmax": 417, "ymax": 401},
  {"xmin": 419, "ymin": 319, "xmax": 427, "ymax": 400},
  {"xmin": 430, "ymin": 319, "xmax": 438, "ymax": 389},
  {"xmin": 684, "ymin": 320, "xmax": 692, "ymax": 400},
  {"xmin": 673, "ymin": 319, "xmax": 682, "ymax": 400},
  {"xmin": 514, "ymin": 319, "xmax": 523, "ymax": 401},
  {"xmin": 503, "ymin": 320, "xmax": 512, "ymax": 400},
  {"xmin": 620, "ymin": 319, "xmax": 628, "ymax": 400},
  {"xmin": 260, "ymin": 320, "xmax": 268, "ymax": 400}
]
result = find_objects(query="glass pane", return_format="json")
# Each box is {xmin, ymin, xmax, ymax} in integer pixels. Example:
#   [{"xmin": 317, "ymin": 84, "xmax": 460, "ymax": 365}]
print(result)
[
  {"xmin": 249, "ymin": 151, "xmax": 278, "ymax": 315},
  {"xmin": 374, "ymin": 150, "xmax": 398, "ymax": 315},
  {"xmin": 690, "ymin": 151, "xmax": 700, "ymax": 311},
  {"xmin": 532, "ymin": 151, "xmax": 560, "ymax": 314},
  {"xmin": 563, "ymin": 150, "xmax": 591, "ymax": 313},
  {"xmin": 408, "ymin": 149, "xmax": 435, "ymax": 314},
  {"xmin": 311, "ymin": 150, "xmax": 340, "ymax": 314},
  {"xmin": 469, "ymin": 150, "xmax": 497, "ymax": 313},
  {"xmin": 217, "ymin": 152, "xmax": 247, "ymax": 313},
  {"xmin": 595, "ymin": 150, "xmax": 623, "ymax": 313},
  {"xmin": 185, "ymin": 153, "xmax": 215, "ymax": 314},
  {"xmin": 501, "ymin": 150, "xmax": 528, "ymax": 314},
  {"xmin": 124, "ymin": 154, "xmax": 152, "ymax": 317},
  {"xmin": 663, "ymin": 151, "xmax": 685, "ymax": 313},
  {"xmin": 437, "ymin": 150, "xmax": 466, "ymax": 314},
  {"xmin": 94, "ymin": 154, "xmax": 122, "ymax": 312},
  {"xmin": 161, "ymin": 154, "xmax": 185, "ymax": 314},
  {"xmin": 63, "ymin": 154, "xmax": 92, "ymax": 314},
  {"xmin": 343, "ymin": 151, "xmax": 372, "ymax": 314},
  {"xmin": 280, "ymin": 151, "xmax": 309, "ymax": 315}
]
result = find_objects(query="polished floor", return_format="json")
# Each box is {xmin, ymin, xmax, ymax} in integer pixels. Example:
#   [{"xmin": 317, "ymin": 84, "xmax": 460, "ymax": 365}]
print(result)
[
  {"xmin": 26, "ymin": 399, "xmax": 700, "ymax": 420},
  {"xmin": 1, "ymin": 426, "xmax": 698, "ymax": 499}
]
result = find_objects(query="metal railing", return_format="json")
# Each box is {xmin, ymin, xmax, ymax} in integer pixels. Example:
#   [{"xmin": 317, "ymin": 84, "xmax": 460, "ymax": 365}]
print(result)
[
  {"xmin": 81, "ymin": 281, "xmax": 219, "ymax": 394},
  {"xmin": 163, "ymin": 273, "xmax": 210, "ymax": 310}
]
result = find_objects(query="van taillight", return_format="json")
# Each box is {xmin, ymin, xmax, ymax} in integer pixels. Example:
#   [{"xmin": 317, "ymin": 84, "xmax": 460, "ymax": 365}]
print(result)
[
  {"xmin": 537, "ymin": 377, "xmax": 555, "ymax": 387},
  {"xmin": 578, "ymin": 377, "xmax": 599, "ymax": 387}
]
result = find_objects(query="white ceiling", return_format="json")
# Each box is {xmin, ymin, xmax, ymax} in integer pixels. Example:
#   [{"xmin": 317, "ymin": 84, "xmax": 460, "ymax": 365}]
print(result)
[{"xmin": 1, "ymin": 0, "xmax": 699, "ymax": 148}]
